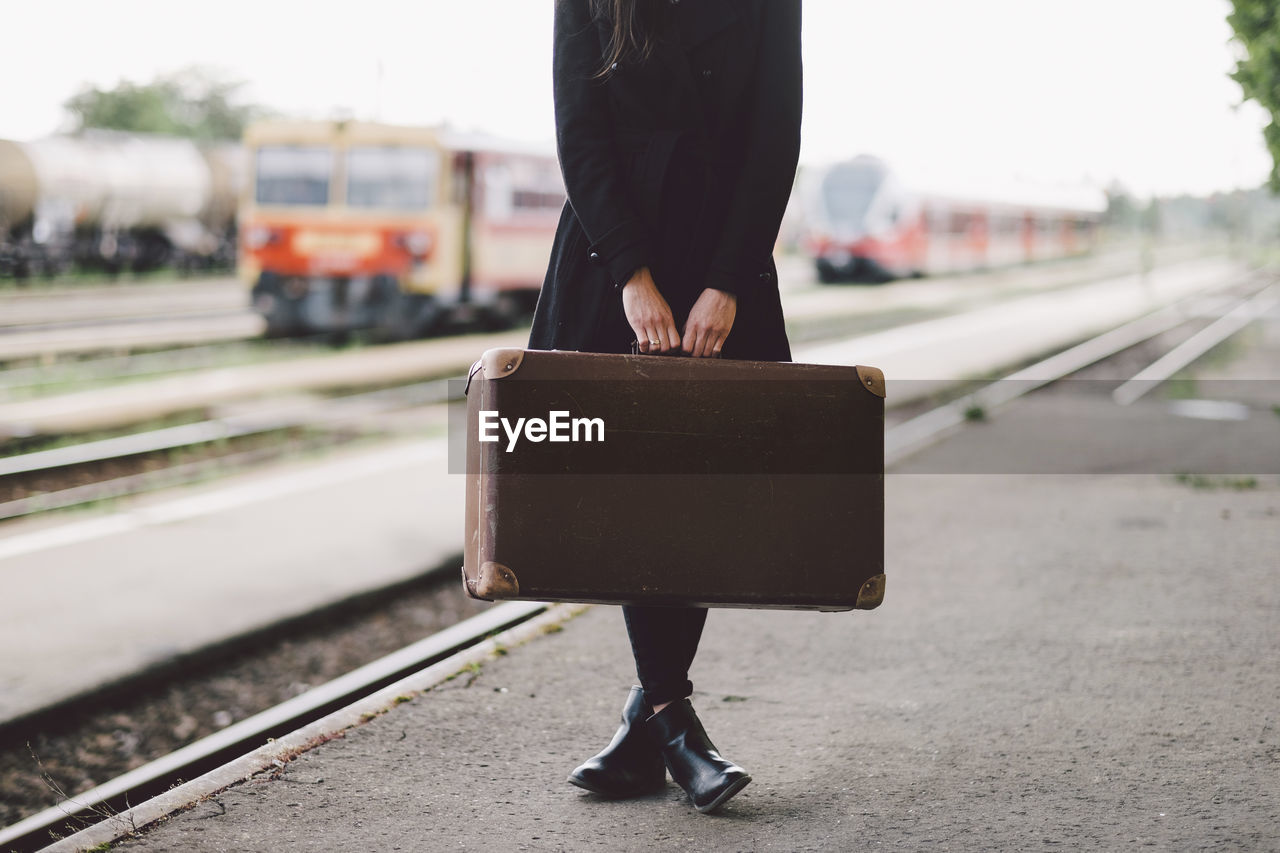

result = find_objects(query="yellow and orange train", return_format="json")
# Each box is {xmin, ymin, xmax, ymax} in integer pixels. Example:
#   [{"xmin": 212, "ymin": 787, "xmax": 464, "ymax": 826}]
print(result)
[{"xmin": 238, "ymin": 120, "xmax": 564, "ymax": 337}]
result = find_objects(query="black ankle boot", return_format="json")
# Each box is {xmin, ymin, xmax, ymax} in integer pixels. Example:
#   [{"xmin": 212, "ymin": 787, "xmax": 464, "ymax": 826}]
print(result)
[
  {"xmin": 646, "ymin": 698, "xmax": 751, "ymax": 813},
  {"xmin": 568, "ymin": 686, "xmax": 667, "ymax": 797}
]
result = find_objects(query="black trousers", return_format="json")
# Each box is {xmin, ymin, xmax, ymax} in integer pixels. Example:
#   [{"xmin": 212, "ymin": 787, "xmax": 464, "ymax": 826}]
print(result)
[{"xmin": 622, "ymin": 604, "xmax": 708, "ymax": 707}]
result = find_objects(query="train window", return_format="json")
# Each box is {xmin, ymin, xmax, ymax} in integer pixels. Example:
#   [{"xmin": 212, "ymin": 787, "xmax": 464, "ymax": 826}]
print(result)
[
  {"xmin": 925, "ymin": 207, "xmax": 949, "ymax": 234},
  {"xmin": 484, "ymin": 163, "xmax": 514, "ymax": 218},
  {"xmin": 255, "ymin": 145, "xmax": 332, "ymax": 206},
  {"xmin": 821, "ymin": 163, "xmax": 885, "ymax": 226},
  {"xmin": 346, "ymin": 146, "xmax": 438, "ymax": 210},
  {"xmin": 481, "ymin": 158, "xmax": 565, "ymax": 219},
  {"xmin": 513, "ymin": 190, "xmax": 565, "ymax": 211}
]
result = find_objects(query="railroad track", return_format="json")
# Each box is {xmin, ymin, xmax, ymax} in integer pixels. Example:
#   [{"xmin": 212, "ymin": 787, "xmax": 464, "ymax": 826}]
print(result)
[
  {"xmin": 2, "ymin": 270, "xmax": 1275, "ymax": 850},
  {"xmin": 0, "ymin": 314, "xmax": 266, "ymax": 366},
  {"xmin": 0, "ymin": 339, "xmax": 334, "ymax": 403},
  {"xmin": 0, "ymin": 379, "xmax": 456, "ymax": 521},
  {"xmin": 0, "ymin": 595, "xmax": 551, "ymax": 853},
  {"xmin": 0, "ymin": 262, "xmax": 1263, "ymax": 522}
]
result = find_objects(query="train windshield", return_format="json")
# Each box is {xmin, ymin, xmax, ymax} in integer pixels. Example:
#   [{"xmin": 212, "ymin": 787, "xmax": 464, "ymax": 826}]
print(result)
[
  {"xmin": 254, "ymin": 145, "xmax": 333, "ymax": 206},
  {"xmin": 346, "ymin": 146, "xmax": 437, "ymax": 211},
  {"xmin": 822, "ymin": 162, "xmax": 886, "ymax": 226}
]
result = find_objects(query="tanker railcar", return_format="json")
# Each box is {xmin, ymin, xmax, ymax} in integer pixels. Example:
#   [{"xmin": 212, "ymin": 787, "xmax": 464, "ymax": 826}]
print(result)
[
  {"xmin": 0, "ymin": 132, "xmax": 243, "ymax": 279},
  {"xmin": 239, "ymin": 121, "xmax": 563, "ymax": 338},
  {"xmin": 801, "ymin": 155, "xmax": 1106, "ymax": 283}
]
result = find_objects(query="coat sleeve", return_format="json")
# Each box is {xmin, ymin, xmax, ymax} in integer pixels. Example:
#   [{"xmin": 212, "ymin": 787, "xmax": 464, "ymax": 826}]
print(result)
[
  {"xmin": 703, "ymin": 1, "xmax": 802, "ymax": 297},
  {"xmin": 553, "ymin": 0, "xmax": 651, "ymax": 288}
]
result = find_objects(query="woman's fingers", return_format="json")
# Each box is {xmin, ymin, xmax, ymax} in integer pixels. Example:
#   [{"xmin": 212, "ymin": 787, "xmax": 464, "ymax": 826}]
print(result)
[
  {"xmin": 685, "ymin": 327, "xmax": 705, "ymax": 358},
  {"xmin": 681, "ymin": 324, "xmax": 706, "ymax": 357},
  {"xmin": 638, "ymin": 319, "xmax": 676, "ymax": 352},
  {"xmin": 644, "ymin": 322, "xmax": 678, "ymax": 353},
  {"xmin": 704, "ymin": 331, "xmax": 723, "ymax": 359},
  {"xmin": 682, "ymin": 288, "xmax": 737, "ymax": 357},
  {"xmin": 663, "ymin": 319, "xmax": 681, "ymax": 352},
  {"xmin": 622, "ymin": 268, "xmax": 679, "ymax": 353},
  {"xmin": 691, "ymin": 327, "xmax": 720, "ymax": 358},
  {"xmin": 626, "ymin": 279, "xmax": 737, "ymax": 356}
]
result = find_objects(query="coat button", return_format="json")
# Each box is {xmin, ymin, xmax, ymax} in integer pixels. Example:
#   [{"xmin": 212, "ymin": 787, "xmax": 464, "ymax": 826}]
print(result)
[
  {"xmin": 702, "ymin": 69, "xmax": 712, "ymax": 78},
  {"xmin": 758, "ymin": 271, "xmax": 773, "ymax": 282},
  {"xmin": 589, "ymin": 251, "xmax": 601, "ymax": 263}
]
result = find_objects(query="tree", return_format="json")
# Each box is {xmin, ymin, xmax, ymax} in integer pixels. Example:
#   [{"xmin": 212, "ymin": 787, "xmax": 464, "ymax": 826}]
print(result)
[
  {"xmin": 63, "ymin": 67, "xmax": 268, "ymax": 140},
  {"xmin": 1227, "ymin": 1, "xmax": 1280, "ymax": 191},
  {"xmin": 1103, "ymin": 180, "xmax": 1140, "ymax": 230}
]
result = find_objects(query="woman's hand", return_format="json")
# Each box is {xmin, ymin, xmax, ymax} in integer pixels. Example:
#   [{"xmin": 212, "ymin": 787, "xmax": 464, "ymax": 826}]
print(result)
[
  {"xmin": 682, "ymin": 288, "xmax": 737, "ymax": 357},
  {"xmin": 622, "ymin": 267, "xmax": 681, "ymax": 353}
]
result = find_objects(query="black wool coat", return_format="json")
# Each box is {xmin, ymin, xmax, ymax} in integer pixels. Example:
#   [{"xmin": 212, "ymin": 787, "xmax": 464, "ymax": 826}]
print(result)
[{"xmin": 529, "ymin": 0, "xmax": 802, "ymax": 361}]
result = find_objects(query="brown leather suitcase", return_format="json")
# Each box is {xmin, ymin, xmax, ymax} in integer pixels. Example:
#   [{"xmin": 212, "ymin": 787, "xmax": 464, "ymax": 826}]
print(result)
[{"xmin": 461, "ymin": 348, "xmax": 885, "ymax": 612}]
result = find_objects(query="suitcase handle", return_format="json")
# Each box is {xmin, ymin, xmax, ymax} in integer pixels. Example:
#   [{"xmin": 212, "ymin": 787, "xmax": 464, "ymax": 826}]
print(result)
[{"xmin": 629, "ymin": 340, "xmax": 719, "ymax": 358}]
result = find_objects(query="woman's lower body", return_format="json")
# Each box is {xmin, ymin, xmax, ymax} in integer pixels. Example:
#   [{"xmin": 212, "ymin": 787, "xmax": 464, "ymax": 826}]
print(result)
[
  {"xmin": 622, "ymin": 604, "xmax": 707, "ymax": 707},
  {"xmin": 567, "ymin": 605, "xmax": 751, "ymax": 813}
]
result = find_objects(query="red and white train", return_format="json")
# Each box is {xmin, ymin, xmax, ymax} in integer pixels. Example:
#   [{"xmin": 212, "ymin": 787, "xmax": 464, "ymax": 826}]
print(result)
[{"xmin": 799, "ymin": 155, "xmax": 1107, "ymax": 283}]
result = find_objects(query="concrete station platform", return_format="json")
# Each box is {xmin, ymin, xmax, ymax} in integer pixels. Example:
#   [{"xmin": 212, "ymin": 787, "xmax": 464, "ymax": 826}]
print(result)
[{"xmin": 85, "ymin": 408, "xmax": 1279, "ymax": 850}]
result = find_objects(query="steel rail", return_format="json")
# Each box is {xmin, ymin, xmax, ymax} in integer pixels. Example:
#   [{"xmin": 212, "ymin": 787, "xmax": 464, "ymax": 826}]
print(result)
[
  {"xmin": 0, "ymin": 281, "xmax": 240, "ymax": 329},
  {"xmin": 0, "ymin": 309, "xmax": 252, "ymax": 336},
  {"xmin": 0, "ymin": 600, "xmax": 548, "ymax": 853},
  {"xmin": 0, "ymin": 380, "xmax": 458, "ymax": 521},
  {"xmin": 884, "ymin": 277, "xmax": 1274, "ymax": 464},
  {"xmin": 1111, "ymin": 282, "xmax": 1280, "ymax": 405},
  {"xmin": 0, "ymin": 380, "xmax": 456, "ymax": 477},
  {"xmin": 0, "ymin": 315, "xmax": 266, "ymax": 363},
  {"xmin": 0, "ymin": 341, "xmax": 314, "ymax": 397},
  {"xmin": 0, "ymin": 440, "xmax": 343, "ymax": 520}
]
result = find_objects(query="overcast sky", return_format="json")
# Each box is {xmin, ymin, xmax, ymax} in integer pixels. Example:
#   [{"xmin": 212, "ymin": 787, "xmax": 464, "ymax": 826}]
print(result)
[{"xmin": 4, "ymin": 0, "xmax": 1271, "ymax": 198}]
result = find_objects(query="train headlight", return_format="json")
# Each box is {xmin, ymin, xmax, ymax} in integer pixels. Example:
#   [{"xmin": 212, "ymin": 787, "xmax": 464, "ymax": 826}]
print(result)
[{"xmin": 399, "ymin": 231, "xmax": 433, "ymax": 258}]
